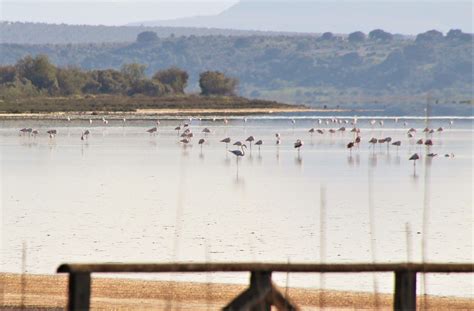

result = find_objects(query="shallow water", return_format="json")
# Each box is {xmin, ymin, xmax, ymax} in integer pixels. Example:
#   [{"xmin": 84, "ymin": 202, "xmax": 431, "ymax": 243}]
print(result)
[{"xmin": 1, "ymin": 115, "xmax": 473, "ymax": 297}]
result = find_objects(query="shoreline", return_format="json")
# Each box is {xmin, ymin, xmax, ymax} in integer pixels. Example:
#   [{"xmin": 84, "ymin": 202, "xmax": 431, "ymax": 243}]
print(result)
[
  {"xmin": 1, "ymin": 273, "xmax": 472, "ymax": 310},
  {"xmin": 0, "ymin": 107, "xmax": 382, "ymax": 120},
  {"xmin": 0, "ymin": 108, "xmax": 329, "ymax": 120}
]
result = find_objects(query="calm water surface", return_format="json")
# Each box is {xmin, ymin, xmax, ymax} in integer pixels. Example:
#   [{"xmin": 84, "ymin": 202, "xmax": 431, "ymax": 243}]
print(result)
[{"xmin": 1, "ymin": 115, "xmax": 472, "ymax": 297}]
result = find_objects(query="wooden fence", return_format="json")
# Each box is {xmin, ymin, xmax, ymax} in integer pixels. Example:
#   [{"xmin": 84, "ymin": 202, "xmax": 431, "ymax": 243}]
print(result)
[{"xmin": 57, "ymin": 262, "xmax": 473, "ymax": 311}]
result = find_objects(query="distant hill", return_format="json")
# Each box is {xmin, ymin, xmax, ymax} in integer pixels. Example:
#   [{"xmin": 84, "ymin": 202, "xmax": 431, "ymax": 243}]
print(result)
[
  {"xmin": 1, "ymin": 29, "xmax": 472, "ymax": 106},
  {"xmin": 0, "ymin": 21, "xmax": 290, "ymax": 45},
  {"xmin": 133, "ymin": 0, "xmax": 472, "ymax": 35}
]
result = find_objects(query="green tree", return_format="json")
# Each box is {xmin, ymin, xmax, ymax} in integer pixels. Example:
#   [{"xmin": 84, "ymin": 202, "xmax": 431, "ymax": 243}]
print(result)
[
  {"xmin": 348, "ymin": 31, "xmax": 366, "ymax": 43},
  {"xmin": 0, "ymin": 66, "xmax": 17, "ymax": 84},
  {"xmin": 136, "ymin": 31, "xmax": 159, "ymax": 44},
  {"xmin": 368, "ymin": 29, "xmax": 393, "ymax": 42},
  {"xmin": 56, "ymin": 67, "xmax": 88, "ymax": 95},
  {"xmin": 152, "ymin": 67, "xmax": 188, "ymax": 94},
  {"xmin": 121, "ymin": 63, "xmax": 147, "ymax": 84},
  {"xmin": 129, "ymin": 79, "xmax": 168, "ymax": 96},
  {"xmin": 16, "ymin": 55, "xmax": 58, "ymax": 92},
  {"xmin": 199, "ymin": 71, "xmax": 238, "ymax": 96}
]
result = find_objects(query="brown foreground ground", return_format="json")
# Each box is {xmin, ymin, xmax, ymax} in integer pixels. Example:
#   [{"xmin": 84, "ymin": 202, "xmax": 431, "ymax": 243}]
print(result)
[
  {"xmin": 0, "ymin": 273, "xmax": 474, "ymax": 310},
  {"xmin": 1, "ymin": 273, "xmax": 473, "ymax": 310}
]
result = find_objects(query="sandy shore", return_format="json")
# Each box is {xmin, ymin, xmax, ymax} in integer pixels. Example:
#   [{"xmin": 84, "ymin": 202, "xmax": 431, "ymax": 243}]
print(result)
[
  {"xmin": 0, "ymin": 107, "xmax": 357, "ymax": 120},
  {"xmin": 1, "ymin": 273, "xmax": 472, "ymax": 310}
]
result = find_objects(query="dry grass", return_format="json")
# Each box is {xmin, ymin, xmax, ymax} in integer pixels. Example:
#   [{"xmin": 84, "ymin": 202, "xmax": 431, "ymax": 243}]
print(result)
[{"xmin": 1, "ymin": 273, "xmax": 473, "ymax": 310}]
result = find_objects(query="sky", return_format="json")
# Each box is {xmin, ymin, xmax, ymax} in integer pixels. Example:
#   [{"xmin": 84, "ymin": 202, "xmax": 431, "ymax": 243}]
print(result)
[
  {"xmin": 0, "ymin": 0, "xmax": 472, "ymax": 33},
  {"xmin": 0, "ymin": 0, "xmax": 238, "ymax": 25}
]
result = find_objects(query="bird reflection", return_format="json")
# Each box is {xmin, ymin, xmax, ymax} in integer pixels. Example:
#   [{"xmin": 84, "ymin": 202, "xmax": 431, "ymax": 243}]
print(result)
[
  {"xmin": 369, "ymin": 153, "xmax": 377, "ymax": 168},
  {"xmin": 295, "ymin": 154, "xmax": 303, "ymax": 167}
]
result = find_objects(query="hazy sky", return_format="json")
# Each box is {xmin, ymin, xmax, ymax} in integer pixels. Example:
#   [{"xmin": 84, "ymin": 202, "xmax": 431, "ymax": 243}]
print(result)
[
  {"xmin": 1, "ymin": 0, "xmax": 238, "ymax": 25},
  {"xmin": 1, "ymin": 0, "xmax": 472, "ymax": 32}
]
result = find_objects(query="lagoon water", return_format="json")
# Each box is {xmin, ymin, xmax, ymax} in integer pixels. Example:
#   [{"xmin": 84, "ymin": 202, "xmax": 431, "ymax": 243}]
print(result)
[{"xmin": 1, "ymin": 115, "xmax": 473, "ymax": 298}]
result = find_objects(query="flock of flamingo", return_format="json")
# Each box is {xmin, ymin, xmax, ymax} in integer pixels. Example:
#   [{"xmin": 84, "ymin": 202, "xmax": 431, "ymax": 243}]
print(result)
[{"xmin": 18, "ymin": 116, "xmax": 455, "ymax": 170}]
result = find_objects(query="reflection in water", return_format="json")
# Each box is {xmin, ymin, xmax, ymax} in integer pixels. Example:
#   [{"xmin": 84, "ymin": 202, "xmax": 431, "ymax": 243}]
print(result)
[
  {"xmin": 369, "ymin": 153, "xmax": 377, "ymax": 168},
  {"xmin": 295, "ymin": 154, "xmax": 303, "ymax": 167}
]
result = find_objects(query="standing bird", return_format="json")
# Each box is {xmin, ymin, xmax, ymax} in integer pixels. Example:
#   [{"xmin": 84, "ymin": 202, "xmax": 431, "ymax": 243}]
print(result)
[
  {"xmin": 369, "ymin": 137, "xmax": 377, "ymax": 151},
  {"xmin": 338, "ymin": 127, "xmax": 346, "ymax": 132},
  {"xmin": 47, "ymin": 129, "xmax": 57, "ymax": 138},
  {"xmin": 147, "ymin": 127, "xmax": 157, "ymax": 135},
  {"xmin": 175, "ymin": 125, "xmax": 182, "ymax": 135},
  {"xmin": 245, "ymin": 136, "xmax": 255, "ymax": 149},
  {"xmin": 233, "ymin": 141, "xmax": 243, "ymax": 146},
  {"xmin": 180, "ymin": 138, "xmax": 190, "ymax": 145},
  {"xmin": 317, "ymin": 129, "xmax": 324, "ymax": 134},
  {"xmin": 83, "ymin": 129, "xmax": 90, "ymax": 139},
  {"xmin": 229, "ymin": 145, "xmax": 247, "ymax": 165},
  {"xmin": 347, "ymin": 141, "xmax": 355, "ymax": 154},
  {"xmin": 89, "ymin": 119, "xmax": 93, "ymax": 125},
  {"xmin": 424, "ymin": 139, "xmax": 433, "ymax": 147},
  {"xmin": 437, "ymin": 127, "xmax": 443, "ymax": 132},
  {"xmin": 255, "ymin": 139, "xmax": 263, "ymax": 151},
  {"xmin": 32, "ymin": 129, "xmax": 39, "ymax": 137},
  {"xmin": 220, "ymin": 137, "xmax": 231, "ymax": 149},
  {"xmin": 294, "ymin": 139, "xmax": 303, "ymax": 153},
  {"xmin": 416, "ymin": 139, "xmax": 424, "ymax": 145},
  {"xmin": 392, "ymin": 140, "xmax": 401, "ymax": 151},
  {"xmin": 309, "ymin": 128, "xmax": 315, "ymax": 136},
  {"xmin": 198, "ymin": 138, "xmax": 206, "ymax": 152},
  {"xmin": 409, "ymin": 153, "xmax": 420, "ymax": 174},
  {"xmin": 202, "ymin": 128, "xmax": 211, "ymax": 135}
]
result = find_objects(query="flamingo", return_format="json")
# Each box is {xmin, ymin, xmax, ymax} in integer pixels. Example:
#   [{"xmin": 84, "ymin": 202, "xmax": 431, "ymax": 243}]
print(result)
[
  {"xmin": 83, "ymin": 129, "xmax": 90, "ymax": 139},
  {"xmin": 255, "ymin": 139, "xmax": 263, "ymax": 151},
  {"xmin": 369, "ymin": 137, "xmax": 377, "ymax": 151},
  {"xmin": 32, "ymin": 129, "xmax": 39, "ymax": 137},
  {"xmin": 233, "ymin": 141, "xmax": 243, "ymax": 146},
  {"xmin": 338, "ymin": 126, "xmax": 346, "ymax": 132},
  {"xmin": 202, "ymin": 128, "xmax": 211, "ymax": 135},
  {"xmin": 437, "ymin": 127, "xmax": 443, "ymax": 132},
  {"xmin": 198, "ymin": 138, "xmax": 205, "ymax": 152},
  {"xmin": 224, "ymin": 118, "xmax": 229, "ymax": 125},
  {"xmin": 156, "ymin": 120, "xmax": 160, "ymax": 126},
  {"xmin": 392, "ymin": 140, "xmax": 401, "ymax": 151},
  {"xmin": 409, "ymin": 153, "xmax": 420, "ymax": 174},
  {"xmin": 329, "ymin": 129, "xmax": 336, "ymax": 134},
  {"xmin": 183, "ymin": 123, "xmax": 189, "ymax": 128},
  {"xmin": 384, "ymin": 137, "xmax": 392, "ymax": 150},
  {"xmin": 347, "ymin": 141, "xmax": 355, "ymax": 154},
  {"xmin": 424, "ymin": 139, "xmax": 433, "ymax": 147},
  {"xmin": 89, "ymin": 119, "xmax": 93, "ymax": 125},
  {"xmin": 309, "ymin": 128, "xmax": 315, "ymax": 135},
  {"xmin": 275, "ymin": 133, "xmax": 281, "ymax": 139},
  {"xmin": 408, "ymin": 132, "xmax": 414, "ymax": 138},
  {"xmin": 220, "ymin": 137, "xmax": 231, "ymax": 149},
  {"xmin": 180, "ymin": 138, "xmax": 190, "ymax": 145},
  {"xmin": 147, "ymin": 127, "xmax": 157, "ymax": 134},
  {"xmin": 317, "ymin": 129, "xmax": 324, "ymax": 134},
  {"xmin": 379, "ymin": 120, "xmax": 384, "ymax": 127},
  {"xmin": 408, "ymin": 128, "xmax": 417, "ymax": 133},
  {"xmin": 47, "ymin": 129, "xmax": 57, "ymax": 138},
  {"xmin": 427, "ymin": 153, "xmax": 437, "ymax": 157},
  {"xmin": 423, "ymin": 127, "xmax": 430, "ymax": 133},
  {"xmin": 122, "ymin": 118, "xmax": 126, "ymax": 125},
  {"xmin": 416, "ymin": 139, "xmax": 424, "ymax": 145},
  {"xmin": 294, "ymin": 139, "xmax": 303, "ymax": 154},
  {"xmin": 245, "ymin": 136, "xmax": 255, "ymax": 149},
  {"xmin": 355, "ymin": 136, "xmax": 361, "ymax": 146},
  {"xmin": 229, "ymin": 144, "xmax": 247, "ymax": 167},
  {"xmin": 175, "ymin": 125, "xmax": 182, "ymax": 135},
  {"xmin": 19, "ymin": 128, "xmax": 29, "ymax": 135}
]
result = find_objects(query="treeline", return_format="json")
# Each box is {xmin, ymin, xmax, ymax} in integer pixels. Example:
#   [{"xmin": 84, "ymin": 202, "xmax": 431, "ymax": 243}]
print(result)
[
  {"xmin": 0, "ymin": 55, "xmax": 238, "ymax": 99},
  {"xmin": 0, "ymin": 21, "xmax": 289, "ymax": 44},
  {"xmin": 0, "ymin": 28, "xmax": 472, "ymax": 102}
]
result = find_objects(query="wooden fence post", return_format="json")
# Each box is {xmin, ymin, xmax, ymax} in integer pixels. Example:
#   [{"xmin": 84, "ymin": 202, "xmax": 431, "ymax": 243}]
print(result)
[
  {"xmin": 68, "ymin": 272, "xmax": 91, "ymax": 311},
  {"xmin": 394, "ymin": 271, "xmax": 416, "ymax": 311}
]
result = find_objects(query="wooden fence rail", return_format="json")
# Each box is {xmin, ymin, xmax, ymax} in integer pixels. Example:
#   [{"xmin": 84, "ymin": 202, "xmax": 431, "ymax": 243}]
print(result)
[{"xmin": 57, "ymin": 262, "xmax": 473, "ymax": 311}]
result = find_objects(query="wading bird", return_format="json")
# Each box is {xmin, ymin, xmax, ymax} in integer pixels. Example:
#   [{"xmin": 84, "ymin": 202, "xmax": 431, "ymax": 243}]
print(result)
[
  {"xmin": 202, "ymin": 128, "xmax": 211, "ymax": 135},
  {"xmin": 198, "ymin": 138, "xmax": 205, "ymax": 151},
  {"xmin": 392, "ymin": 140, "xmax": 401, "ymax": 151},
  {"xmin": 317, "ymin": 129, "xmax": 324, "ymax": 134},
  {"xmin": 245, "ymin": 136, "xmax": 255, "ymax": 149},
  {"xmin": 220, "ymin": 137, "xmax": 231, "ymax": 149},
  {"xmin": 147, "ymin": 127, "xmax": 157, "ymax": 134},
  {"xmin": 347, "ymin": 141, "xmax": 355, "ymax": 154},
  {"xmin": 255, "ymin": 139, "xmax": 263, "ymax": 151},
  {"xmin": 175, "ymin": 125, "xmax": 181, "ymax": 135},
  {"xmin": 409, "ymin": 153, "xmax": 420, "ymax": 173},
  {"xmin": 294, "ymin": 139, "xmax": 303, "ymax": 153}
]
